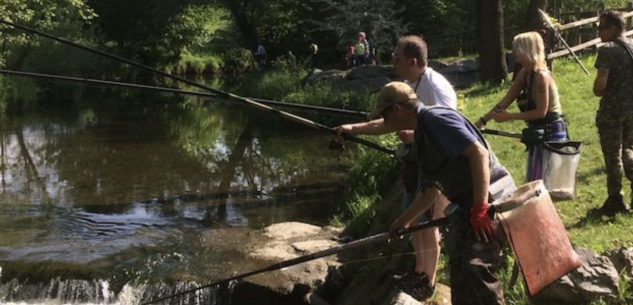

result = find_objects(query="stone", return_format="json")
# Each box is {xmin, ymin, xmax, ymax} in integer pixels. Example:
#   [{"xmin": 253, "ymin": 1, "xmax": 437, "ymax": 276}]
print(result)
[
  {"xmin": 264, "ymin": 222, "xmax": 322, "ymax": 240},
  {"xmin": 428, "ymin": 60, "xmax": 449, "ymax": 71},
  {"xmin": 305, "ymin": 69, "xmax": 346, "ymax": 86},
  {"xmin": 605, "ymin": 247, "xmax": 633, "ymax": 278},
  {"xmin": 534, "ymin": 247, "xmax": 619, "ymax": 304},
  {"xmin": 292, "ymin": 240, "xmax": 338, "ymax": 253},
  {"xmin": 437, "ymin": 59, "xmax": 479, "ymax": 88},
  {"xmin": 331, "ymin": 76, "xmax": 391, "ymax": 95},
  {"xmin": 346, "ymin": 65, "xmax": 397, "ymax": 80},
  {"xmin": 437, "ymin": 58, "xmax": 479, "ymax": 74}
]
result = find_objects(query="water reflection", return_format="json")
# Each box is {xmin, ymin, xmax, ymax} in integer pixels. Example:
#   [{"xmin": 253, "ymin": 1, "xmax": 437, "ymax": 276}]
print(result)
[{"xmin": 0, "ymin": 85, "xmax": 348, "ymax": 297}]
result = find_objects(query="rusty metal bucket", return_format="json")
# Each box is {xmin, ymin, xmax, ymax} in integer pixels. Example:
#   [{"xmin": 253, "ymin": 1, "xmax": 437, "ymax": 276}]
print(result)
[{"xmin": 493, "ymin": 180, "xmax": 581, "ymax": 297}]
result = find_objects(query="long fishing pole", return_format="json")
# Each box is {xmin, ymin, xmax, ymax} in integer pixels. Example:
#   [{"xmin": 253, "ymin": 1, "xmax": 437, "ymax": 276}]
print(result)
[
  {"xmin": 140, "ymin": 214, "xmax": 453, "ymax": 305},
  {"xmin": 0, "ymin": 20, "xmax": 391, "ymax": 155},
  {"xmin": 0, "ymin": 69, "xmax": 369, "ymax": 118},
  {"xmin": 539, "ymin": 9, "xmax": 590, "ymax": 75},
  {"xmin": 480, "ymin": 128, "xmax": 522, "ymax": 139}
]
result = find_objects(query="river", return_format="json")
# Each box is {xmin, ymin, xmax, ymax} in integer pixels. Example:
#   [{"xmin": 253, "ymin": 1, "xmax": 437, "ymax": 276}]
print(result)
[{"xmin": 0, "ymin": 80, "xmax": 352, "ymax": 304}]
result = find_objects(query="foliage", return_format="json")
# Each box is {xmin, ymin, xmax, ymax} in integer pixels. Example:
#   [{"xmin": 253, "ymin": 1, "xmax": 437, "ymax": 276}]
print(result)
[
  {"xmin": 0, "ymin": 0, "xmax": 96, "ymax": 68},
  {"xmin": 221, "ymin": 47, "xmax": 257, "ymax": 77},
  {"xmin": 309, "ymin": 0, "xmax": 408, "ymax": 53},
  {"xmin": 339, "ymin": 135, "xmax": 399, "ymax": 236},
  {"xmin": 88, "ymin": 0, "xmax": 219, "ymax": 67}
]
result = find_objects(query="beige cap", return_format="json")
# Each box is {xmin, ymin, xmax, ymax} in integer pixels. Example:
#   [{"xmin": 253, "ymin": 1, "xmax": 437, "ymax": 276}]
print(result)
[{"xmin": 367, "ymin": 82, "xmax": 418, "ymax": 120}]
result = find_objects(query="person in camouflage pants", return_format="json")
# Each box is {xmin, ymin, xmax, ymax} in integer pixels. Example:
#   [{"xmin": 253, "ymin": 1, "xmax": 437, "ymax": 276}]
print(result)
[{"xmin": 593, "ymin": 10, "xmax": 633, "ymax": 215}]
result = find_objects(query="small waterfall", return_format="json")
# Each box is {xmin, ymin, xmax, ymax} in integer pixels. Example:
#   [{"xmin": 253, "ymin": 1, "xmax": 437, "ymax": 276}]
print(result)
[{"xmin": 0, "ymin": 275, "xmax": 229, "ymax": 305}]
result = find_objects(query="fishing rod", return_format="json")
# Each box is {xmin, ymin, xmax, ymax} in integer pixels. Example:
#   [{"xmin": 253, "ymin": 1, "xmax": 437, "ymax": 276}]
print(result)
[
  {"xmin": 0, "ymin": 69, "xmax": 369, "ymax": 118},
  {"xmin": 0, "ymin": 20, "xmax": 392, "ymax": 155},
  {"xmin": 480, "ymin": 128, "xmax": 522, "ymax": 139},
  {"xmin": 539, "ymin": 9, "xmax": 590, "ymax": 75},
  {"xmin": 140, "ymin": 213, "xmax": 454, "ymax": 305}
]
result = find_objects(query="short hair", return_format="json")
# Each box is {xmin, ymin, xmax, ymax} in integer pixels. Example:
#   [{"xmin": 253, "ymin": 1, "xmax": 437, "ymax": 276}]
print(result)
[
  {"xmin": 600, "ymin": 10, "xmax": 625, "ymax": 34},
  {"xmin": 359, "ymin": 32, "xmax": 366, "ymax": 39},
  {"xmin": 513, "ymin": 32, "xmax": 547, "ymax": 71},
  {"xmin": 396, "ymin": 35, "xmax": 428, "ymax": 67}
]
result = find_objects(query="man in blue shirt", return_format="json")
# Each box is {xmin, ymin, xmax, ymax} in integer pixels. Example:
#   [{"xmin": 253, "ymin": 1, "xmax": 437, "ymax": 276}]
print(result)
[{"xmin": 370, "ymin": 82, "xmax": 508, "ymax": 305}]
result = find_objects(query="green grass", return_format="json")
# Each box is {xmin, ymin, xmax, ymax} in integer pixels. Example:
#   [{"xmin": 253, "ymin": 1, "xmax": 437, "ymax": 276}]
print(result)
[
  {"xmin": 166, "ymin": 52, "xmax": 223, "ymax": 75},
  {"xmin": 460, "ymin": 54, "xmax": 633, "ymax": 253},
  {"xmin": 460, "ymin": 55, "xmax": 633, "ymax": 304},
  {"xmin": 231, "ymin": 57, "xmax": 633, "ymax": 303}
]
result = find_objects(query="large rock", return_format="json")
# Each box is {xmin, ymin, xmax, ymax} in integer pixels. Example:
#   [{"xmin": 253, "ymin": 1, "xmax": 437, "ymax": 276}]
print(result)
[
  {"xmin": 305, "ymin": 69, "xmax": 346, "ymax": 86},
  {"xmin": 244, "ymin": 222, "xmax": 341, "ymax": 297},
  {"xmin": 331, "ymin": 76, "xmax": 391, "ymax": 95},
  {"xmin": 437, "ymin": 59, "xmax": 479, "ymax": 88},
  {"xmin": 534, "ymin": 248, "xmax": 619, "ymax": 304},
  {"xmin": 605, "ymin": 247, "xmax": 633, "ymax": 279},
  {"xmin": 428, "ymin": 60, "xmax": 449, "ymax": 71},
  {"xmin": 264, "ymin": 222, "xmax": 323, "ymax": 240},
  {"xmin": 437, "ymin": 58, "xmax": 479, "ymax": 74},
  {"xmin": 347, "ymin": 65, "xmax": 397, "ymax": 80}
]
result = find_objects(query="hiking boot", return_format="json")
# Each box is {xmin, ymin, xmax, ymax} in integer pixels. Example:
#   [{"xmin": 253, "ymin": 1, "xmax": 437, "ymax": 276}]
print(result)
[
  {"xmin": 393, "ymin": 271, "xmax": 435, "ymax": 301},
  {"xmin": 589, "ymin": 195, "xmax": 628, "ymax": 217}
]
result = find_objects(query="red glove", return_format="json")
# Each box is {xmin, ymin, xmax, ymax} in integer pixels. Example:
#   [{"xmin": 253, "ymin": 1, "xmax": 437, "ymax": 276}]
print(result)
[{"xmin": 470, "ymin": 203, "xmax": 494, "ymax": 242}]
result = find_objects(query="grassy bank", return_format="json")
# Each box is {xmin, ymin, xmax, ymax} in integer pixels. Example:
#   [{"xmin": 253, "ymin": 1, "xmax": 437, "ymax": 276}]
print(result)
[
  {"xmin": 232, "ymin": 56, "xmax": 632, "ymax": 303},
  {"xmin": 460, "ymin": 54, "xmax": 633, "ymax": 254}
]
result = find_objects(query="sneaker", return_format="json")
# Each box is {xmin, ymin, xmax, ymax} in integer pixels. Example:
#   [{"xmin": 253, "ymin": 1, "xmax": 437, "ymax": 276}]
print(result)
[
  {"xmin": 393, "ymin": 271, "xmax": 435, "ymax": 301},
  {"xmin": 589, "ymin": 195, "xmax": 627, "ymax": 217}
]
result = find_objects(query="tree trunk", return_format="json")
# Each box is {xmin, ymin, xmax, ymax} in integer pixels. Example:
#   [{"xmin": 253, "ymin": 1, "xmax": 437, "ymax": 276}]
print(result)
[
  {"xmin": 222, "ymin": 0, "xmax": 260, "ymax": 49},
  {"xmin": 524, "ymin": 0, "xmax": 548, "ymax": 31},
  {"xmin": 477, "ymin": 0, "xmax": 507, "ymax": 84}
]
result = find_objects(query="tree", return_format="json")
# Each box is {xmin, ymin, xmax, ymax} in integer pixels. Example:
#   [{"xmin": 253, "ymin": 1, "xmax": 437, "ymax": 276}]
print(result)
[
  {"xmin": 477, "ymin": 0, "xmax": 507, "ymax": 84},
  {"xmin": 309, "ymin": 0, "xmax": 408, "ymax": 55},
  {"xmin": 0, "ymin": 0, "xmax": 96, "ymax": 68},
  {"xmin": 524, "ymin": 0, "xmax": 548, "ymax": 31},
  {"xmin": 88, "ymin": 0, "xmax": 209, "ymax": 67}
]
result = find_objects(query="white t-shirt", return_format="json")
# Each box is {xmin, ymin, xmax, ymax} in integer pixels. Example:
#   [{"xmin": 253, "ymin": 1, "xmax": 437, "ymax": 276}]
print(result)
[{"xmin": 405, "ymin": 67, "xmax": 457, "ymax": 109}]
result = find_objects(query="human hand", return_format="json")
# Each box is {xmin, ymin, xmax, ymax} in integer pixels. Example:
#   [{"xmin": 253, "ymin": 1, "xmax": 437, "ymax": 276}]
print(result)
[
  {"xmin": 491, "ymin": 110, "xmax": 512, "ymax": 123},
  {"xmin": 396, "ymin": 130, "xmax": 414, "ymax": 144},
  {"xmin": 388, "ymin": 217, "xmax": 409, "ymax": 242},
  {"xmin": 469, "ymin": 203, "xmax": 494, "ymax": 243}
]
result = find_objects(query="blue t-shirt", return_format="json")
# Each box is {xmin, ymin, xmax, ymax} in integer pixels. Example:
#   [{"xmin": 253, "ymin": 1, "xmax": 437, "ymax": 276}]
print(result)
[
  {"xmin": 414, "ymin": 105, "xmax": 501, "ymax": 203},
  {"xmin": 416, "ymin": 106, "xmax": 481, "ymax": 159}
]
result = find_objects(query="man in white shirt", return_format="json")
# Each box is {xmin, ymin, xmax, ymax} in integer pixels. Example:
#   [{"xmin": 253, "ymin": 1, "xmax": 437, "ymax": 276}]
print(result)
[{"xmin": 335, "ymin": 35, "xmax": 457, "ymax": 301}]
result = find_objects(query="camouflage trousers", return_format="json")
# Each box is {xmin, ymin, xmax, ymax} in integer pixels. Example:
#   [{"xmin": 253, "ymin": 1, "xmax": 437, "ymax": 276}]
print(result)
[{"xmin": 596, "ymin": 111, "xmax": 633, "ymax": 198}]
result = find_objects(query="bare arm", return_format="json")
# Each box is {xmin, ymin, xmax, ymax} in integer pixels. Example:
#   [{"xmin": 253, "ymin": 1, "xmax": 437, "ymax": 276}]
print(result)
[
  {"xmin": 462, "ymin": 141, "xmax": 490, "ymax": 206},
  {"xmin": 335, "ymin": 118, "xmax": 395, "ymax": 136},
  {"xmin": 475, "ymin": 69, "xmax": 526, "ymax": 128},
  {"xmin": 492, "ymin": 71, "xmax": 550, "ymax": 123},
  {"xmin": 593, "ymin": 68, "xmax": 609, "ymax": 97}
]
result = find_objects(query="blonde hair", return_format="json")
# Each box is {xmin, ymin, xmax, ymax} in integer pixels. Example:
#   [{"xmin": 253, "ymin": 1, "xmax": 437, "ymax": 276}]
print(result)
[{"xmin": 513, "ymin": 32, "xmax": 547, "ymax": 71}]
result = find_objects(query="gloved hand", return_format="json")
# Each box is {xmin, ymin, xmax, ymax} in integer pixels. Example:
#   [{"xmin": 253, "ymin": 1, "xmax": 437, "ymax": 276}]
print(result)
[{"xmin": 470, "ymin": 203, "xmax": 494, "ymax": 243}]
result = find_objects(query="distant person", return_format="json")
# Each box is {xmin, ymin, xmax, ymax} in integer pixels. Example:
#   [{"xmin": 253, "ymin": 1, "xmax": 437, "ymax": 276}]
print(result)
[
  {"xmin": 354, "ymin": 37, "xmax": 366, "ymax": 66},
  {"xmin": 358, "ymin": 31, "xmax": 370, "ymax": 65},
  {"xmin": 345, "ymin": 45, "xmax": 356, "ymax": 67},
  {"xmin": 253, "ymin": 44, "xmax": 267, "ymax": 71},
  {"xmin": 591, "ymin": 10, "xmax": 633, "ymax": 215},
  {"xmin": 287, "ymin": 50, "xmax": 297, "ymax": 69},
  {"xmin": 310, "ymin": 43, "xmax": 320, "ymax": 70},
  {"xmin": 371, "ymin": 47, "xmax": 381, "ymax": 66},
  {"xmin": 476, "ymin": 32, "xmax": 567, "ymax": 183}
]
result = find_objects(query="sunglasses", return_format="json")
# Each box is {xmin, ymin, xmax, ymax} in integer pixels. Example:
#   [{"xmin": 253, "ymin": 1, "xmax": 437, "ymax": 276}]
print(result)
[{"xmin": 380, "ymin": 100, "xmax": 409, "ymax": 120}]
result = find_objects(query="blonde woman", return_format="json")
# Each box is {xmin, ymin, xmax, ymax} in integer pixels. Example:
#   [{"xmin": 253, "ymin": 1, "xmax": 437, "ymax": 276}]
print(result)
[{"xmin": 476, "ymin": 31, "xmax": 567, "ymax": 181}]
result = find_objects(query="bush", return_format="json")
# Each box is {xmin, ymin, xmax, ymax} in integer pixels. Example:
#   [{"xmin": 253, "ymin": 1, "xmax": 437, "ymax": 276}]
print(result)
[{"xmin": 221, "ymin": 47, "xmax": 257, "ymax": 77}]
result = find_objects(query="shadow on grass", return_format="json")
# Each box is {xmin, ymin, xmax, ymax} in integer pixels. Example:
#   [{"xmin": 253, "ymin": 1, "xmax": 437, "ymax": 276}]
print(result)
[
  {"xmin": 568, "ymin": 210, "xmax": 625, "ymax": 230},
  {"xmin": 576, "ymin": 166, "xmax": 605, "ymax": 182},
  {"xmin": 461, "ymin": 82, "xmax": 505, "ymax": 98}
]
